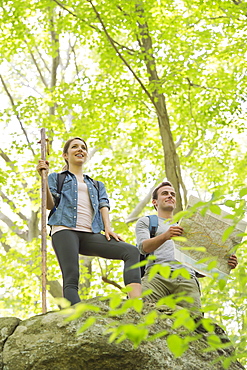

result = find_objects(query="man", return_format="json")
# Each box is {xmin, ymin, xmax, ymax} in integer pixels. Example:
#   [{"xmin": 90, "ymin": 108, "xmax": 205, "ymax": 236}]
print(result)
[{"xmin": 135, "ymin": 181, "xmax": 238, "ymax": 311}]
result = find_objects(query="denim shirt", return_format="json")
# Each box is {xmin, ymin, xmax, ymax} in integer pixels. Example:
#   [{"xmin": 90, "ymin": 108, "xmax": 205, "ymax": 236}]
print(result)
[{"xmin": 47, "ymin": 171, "xmax": 110, "ymax": 233}]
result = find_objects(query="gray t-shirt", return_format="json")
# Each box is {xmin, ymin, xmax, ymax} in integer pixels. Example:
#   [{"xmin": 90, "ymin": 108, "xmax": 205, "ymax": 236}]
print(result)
[{"xmin": 135, "ymin": 215, "xmax": 195, "ymax": 276}]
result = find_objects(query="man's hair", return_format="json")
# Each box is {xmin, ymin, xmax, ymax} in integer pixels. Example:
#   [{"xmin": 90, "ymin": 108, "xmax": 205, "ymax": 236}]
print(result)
[{"xmin": 152, "ymin": 181, "xmax": 173, "ymax": 200}]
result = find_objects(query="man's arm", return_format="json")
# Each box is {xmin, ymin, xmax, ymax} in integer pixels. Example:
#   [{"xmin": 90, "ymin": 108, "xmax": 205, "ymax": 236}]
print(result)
[
  {"xmin": 135, "ymin": 217, "xmax": 183, "ymax": 254},
  {"xmin": 142, "ymin": 226, "xmax": 183, "ymax": 253}
]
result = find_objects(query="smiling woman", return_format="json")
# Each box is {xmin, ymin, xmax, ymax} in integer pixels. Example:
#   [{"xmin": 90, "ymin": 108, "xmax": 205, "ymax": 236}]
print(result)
[
  {"xmin": 36, "ymin": 137, "xmax": 141, "ymax": 306},
  {"xmin": 62, "ymin": 138, "xmax": 88, "ymax": 171}
]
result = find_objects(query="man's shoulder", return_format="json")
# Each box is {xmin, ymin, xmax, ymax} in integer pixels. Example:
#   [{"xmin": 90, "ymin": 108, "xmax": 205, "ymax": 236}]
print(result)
[
  {"xmin": 136, "ymin": 214, "xmax": 159, "ymax": 227},
  {"xmin": 137, "ymin": 214, "xmax": 155, "ymax": 221}
]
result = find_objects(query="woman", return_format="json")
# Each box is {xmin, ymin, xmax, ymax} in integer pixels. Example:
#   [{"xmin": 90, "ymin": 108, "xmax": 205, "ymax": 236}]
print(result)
[{"xmin": 37, "ymin": 137, "xmax": 141, "ymax": 305}]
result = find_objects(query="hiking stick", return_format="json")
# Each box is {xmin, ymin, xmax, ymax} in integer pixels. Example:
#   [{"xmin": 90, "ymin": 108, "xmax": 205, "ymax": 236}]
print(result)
[{"xmin": 40, "ymin": 128, "xmax": 47, "ymax": 313}]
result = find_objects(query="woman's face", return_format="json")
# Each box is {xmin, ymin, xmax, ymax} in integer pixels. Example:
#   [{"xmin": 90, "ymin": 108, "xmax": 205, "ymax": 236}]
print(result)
[{"xmin": 63, "ymin": 139, "xmax": 88, "ymax": 166}]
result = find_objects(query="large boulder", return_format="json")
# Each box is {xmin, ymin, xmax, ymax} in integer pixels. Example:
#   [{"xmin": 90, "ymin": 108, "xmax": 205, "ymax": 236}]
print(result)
[{"xmin": 0, "ymin": 299, "xmax": 244, "ymax": 370}]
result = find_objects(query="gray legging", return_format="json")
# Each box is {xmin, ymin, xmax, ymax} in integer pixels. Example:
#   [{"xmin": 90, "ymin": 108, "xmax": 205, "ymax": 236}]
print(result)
[{"xmin": 52, "ymin": 229, "xmax": 141, "ymax": 305}]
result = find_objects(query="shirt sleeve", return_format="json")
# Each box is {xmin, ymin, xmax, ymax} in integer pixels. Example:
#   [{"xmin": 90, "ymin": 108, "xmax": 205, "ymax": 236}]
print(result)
[
  {"xmin": 135, "ymin": 217, "xmax": 150, "ymax": 255},
  {"xmin": 47, "ymin": 173, "xmax": 60, "ymax": 206},
  {"xmin": 98, "ymin": 181, "xmax": 110, "ymax": 210}
]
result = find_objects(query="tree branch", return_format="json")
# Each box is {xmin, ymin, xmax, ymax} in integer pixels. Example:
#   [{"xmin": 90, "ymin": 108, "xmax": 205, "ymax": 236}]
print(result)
[
  {"xmin": 50, "ymin": 14, "xmax": 60, "ymax": 90},
  {"xmin": 0, "ymin": 74, "xmax": 36, "ymax": 157},
  {"xmin": 29, "ymin": 49, "xmax": 48, "ymax": 87},
  {"xmin": 69, "ymin": 38, "xmax": 80, "ymax": 77},
  {"xmin": 102, "ymin": 276, "xmax": 123, "ymax": 291},
  {"xmin": 0, "ymin": 148, "xmax": 29, "ymax": 190},
  {"xmin": 0, "ymin": 190, "xmax": 28, "ymax": 222},
  {"xmin": 0, "ymin": 149, "xmax": 13, "ymax": 168},
  {"xmin": 0, "ymin": 211, "xmax": 28, "ymax": 240},
  {"xmin": 34, "ymin": 46, "xmax": 51, "ymax": 73},
  {"xmin": 175, "ymin": 136, "xmax": 183, "ymax": 148},
  {"xmin": 97, "ymin": 258, "xmax": 123, "ymax": 291},
  {"xmin": 186, "ymin": 77, "xmax": 220, "ymax": 91},
  {"xmin": 86, "ymin": 0, "xmax": 160, "ymax": 114},
  {"xmin": 52, "ymin": 0, "xmax": 99, "ymax": 31},
  {"xmin": 125, "ymin": 175, "xmax": 165, "ymax": 224},
  {"xmin": 9, "ymin": 61, "xmax": 44, "ymax": 97},
  {"xmin": 0, "ymin": 228, "xmax": 63, "ymax": 300},
  {"xmin": 47, "ymin": 280, "xmax": 63, "ymax": 298},
  {"xmin": 0, "ymin": 229, "xmax": 11, "ymax": 252}
]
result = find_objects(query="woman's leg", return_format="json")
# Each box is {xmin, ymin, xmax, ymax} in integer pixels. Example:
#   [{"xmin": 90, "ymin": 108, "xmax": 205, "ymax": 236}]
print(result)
[
  {"xmin": 77, "ymin": 232, "xmax": 141, "ymax": 298},
  {"xmin": 52, "ymin": 230, "xmax": 81, "ymax": 305}
]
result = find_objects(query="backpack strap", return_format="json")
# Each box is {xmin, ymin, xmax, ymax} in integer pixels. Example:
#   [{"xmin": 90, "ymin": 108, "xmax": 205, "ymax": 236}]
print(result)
[
  {"xmin": 48, "ymin": 172, "xmax": 67, "ymax": 222},
  {"xmin": 55, "ymin": 172, "xmax": 67, "ymax": 207},
  {"xmin": 147, "ymin": 214, "xmax": 158, "ymax": 238},
  {"xmin": 139, "ymin": 215, "xmax": 159, "ymax": 278}
]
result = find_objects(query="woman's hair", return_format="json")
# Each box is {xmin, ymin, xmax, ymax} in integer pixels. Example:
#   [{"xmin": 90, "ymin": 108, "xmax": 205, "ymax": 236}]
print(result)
[{"xmin": 62, "ymin": 137, "xmax": 88, "ymax": 170}]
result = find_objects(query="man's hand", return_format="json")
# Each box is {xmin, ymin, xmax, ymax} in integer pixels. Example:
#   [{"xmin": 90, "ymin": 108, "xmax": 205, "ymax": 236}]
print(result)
[
  {"xmin": 164, "ymin": 225, "xmax": 184, "ymax": 241},
  {"xmin": 228, "ymin": 254, "xmax": 238, "ymax": 269},
  {"xmin": 104, "ymin": 228, "xmax": 124, "ymax": 242}
]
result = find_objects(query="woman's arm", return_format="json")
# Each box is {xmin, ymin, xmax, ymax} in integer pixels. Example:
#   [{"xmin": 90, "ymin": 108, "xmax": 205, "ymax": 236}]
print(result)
[
  {"xmin": 100, "ymin": 207, "xmax": 123, "ymax": 241},
  {"xmin": 36, "ymin": 160, "xmax": 55, "ymax": 210}
]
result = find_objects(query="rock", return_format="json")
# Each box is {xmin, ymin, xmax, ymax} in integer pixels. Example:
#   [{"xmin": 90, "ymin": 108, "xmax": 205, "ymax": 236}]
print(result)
[{"xmin": 0, "ymin": 298, "xmax": 244, "ymax": 370}]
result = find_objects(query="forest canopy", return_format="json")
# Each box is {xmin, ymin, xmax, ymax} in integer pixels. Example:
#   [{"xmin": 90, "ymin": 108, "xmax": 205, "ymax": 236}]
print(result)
[{"xmin": 0, "ymin": 0, "xmax": 246, "ymax": 366}]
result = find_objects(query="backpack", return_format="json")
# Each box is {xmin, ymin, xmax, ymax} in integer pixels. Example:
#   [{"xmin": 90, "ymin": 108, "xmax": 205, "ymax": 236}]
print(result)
[
  {"xmin": 48, "ymin": 172, "xmax": 99, "ymax": 221},
  {"xmin": 139, "ymin": 214, "xmax": 158, "ymax": 278}
]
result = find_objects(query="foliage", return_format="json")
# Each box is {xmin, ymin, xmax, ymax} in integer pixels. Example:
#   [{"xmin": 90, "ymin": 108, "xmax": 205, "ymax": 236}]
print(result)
[{"xmin": 0, "ymin": 0, "xmax": 246, "ymax": 366}]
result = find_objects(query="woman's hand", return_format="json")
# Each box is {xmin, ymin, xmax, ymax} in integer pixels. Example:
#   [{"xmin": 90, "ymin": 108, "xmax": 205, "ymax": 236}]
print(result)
[
  {"xmin": 104, "ymin": 228, "xmax": 124, "ymax": 242},
  {"xmin": 37, "ymin": 160, "xmax": 49, "ymax": 176}
]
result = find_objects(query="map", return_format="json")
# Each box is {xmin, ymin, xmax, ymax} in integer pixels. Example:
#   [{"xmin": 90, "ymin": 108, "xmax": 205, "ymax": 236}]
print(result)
[{"xmin": 174, "ymin": 195, "xmax": 247, "ymax": 278}]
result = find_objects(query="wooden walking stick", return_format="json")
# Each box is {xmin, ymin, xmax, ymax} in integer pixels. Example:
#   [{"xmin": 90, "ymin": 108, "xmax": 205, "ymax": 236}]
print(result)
[{"xmin": 40, "ymin": 128, "xmax": 49, "ymax": 313}]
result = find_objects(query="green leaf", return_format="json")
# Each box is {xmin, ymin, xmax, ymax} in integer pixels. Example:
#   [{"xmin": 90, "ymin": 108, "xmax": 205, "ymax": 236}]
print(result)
[
  {"xmin": 200, "ymin": 318, "xmax": 215, "ymax": 333},
  {"xmin": 172, "ymin": 309, "xmax": 196, "ymax": 330},
  {"xmin": 209, "ymin": 204, "xmax": 221, "ymax": 215},
  {"xmin": 148, "ymin": 330, "xmax": 168, "ymax": 341},
  {"xmin": 148, "ymin": 264, "xmax": 162, "ymax": 281},
  {"xmin": 167, "ymin": 334, "xmax": 188, "ymax": 357},
  {"xmin": 172, "ymin": 211, "xmax": 190, "ymax": 223},
  {"xmin": 109, "ymin": 295, "xmax": 122, "ymax": 309},
  {"xmin": 240, "ymin": 187, "xmax": 247, "ymax": 197},
  {"xmin": 218, "ymin": 278, "xmax": 227, "ymax": 291},
  {"xmin": 207, "ymin": 334, "xmax": 222, "ymax": 349},
  {"xmin": 159, "ymin": 265, "xmax": 171, "ymax": 279},
  {"xmin": 224, "ymin": 200, "xmax": 235, "ymax": 208},
  {"xmin": 132, "ymin": 298, "xmax": 143, "ymax": 313},
  {"xmin": 143, "ymin": 311, "xmax": 158, "ymax": 325},
  {"xmin": 222, "ymin": 226, "xmax": 235, "ymax": 242},
  {"xmin": 207, "ymin": 260, "xmax": 217, "ymax": 270},
  {"xmin": 65, "ymin": 303, "xmax": 100, "ymax": 321},
  {"xmin": 171, "ymin": 268, "xmax": 191, "ymax": 280},
  {"xmin": 171, "ymin": 236, "xmax": 187, "ymax": 242},
  {"xmin": 77, "ymin": 317, "xmax": 96, "ymax": 334}
]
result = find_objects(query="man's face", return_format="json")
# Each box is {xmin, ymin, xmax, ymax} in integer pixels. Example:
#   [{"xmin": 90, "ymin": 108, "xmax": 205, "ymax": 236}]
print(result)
[{"xmin": 152, "ymin": 185, "xmax": 176, "ymax": 212}]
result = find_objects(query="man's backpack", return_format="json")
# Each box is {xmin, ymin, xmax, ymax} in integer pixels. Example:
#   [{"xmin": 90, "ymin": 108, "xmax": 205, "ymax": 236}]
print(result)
[
  {"xmin": 139, "ymin": 214, "xmax": 158, "ymax": 278},
  {"xmin": 48, "ymin": 172, "xmax": 99, "ymax": 221}
]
